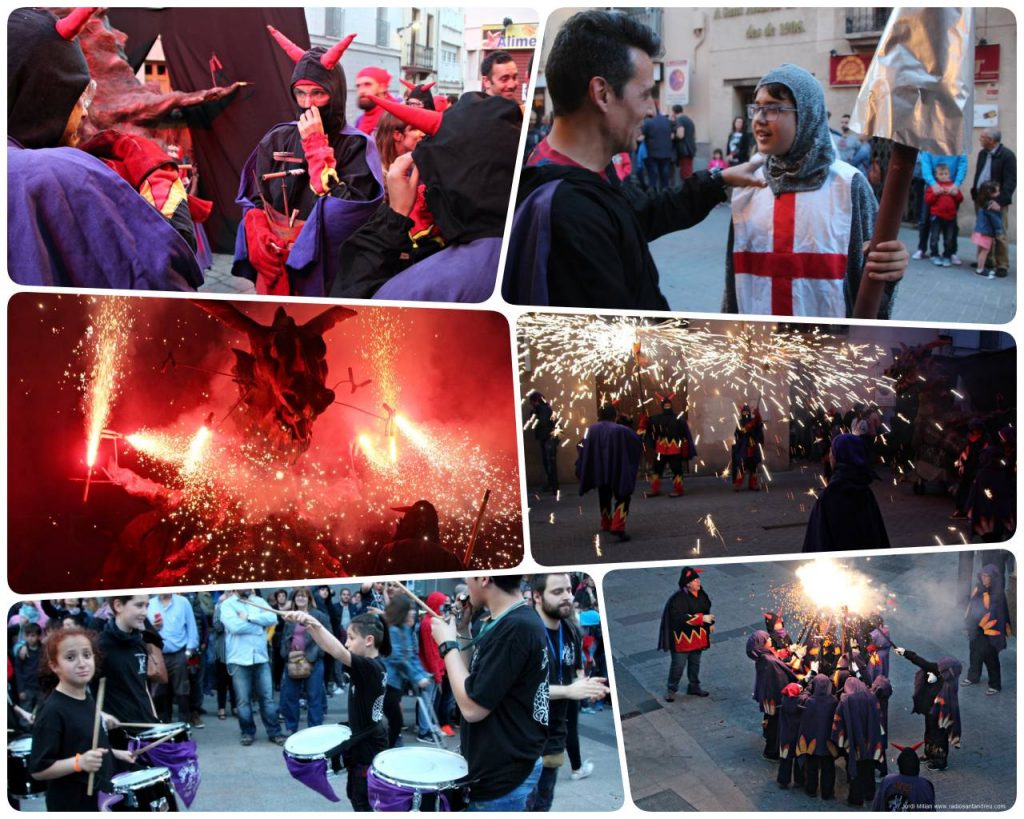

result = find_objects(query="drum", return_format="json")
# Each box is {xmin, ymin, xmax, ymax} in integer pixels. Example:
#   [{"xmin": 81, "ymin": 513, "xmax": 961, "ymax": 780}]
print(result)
[
  {"xmin": 107, "ymin": 767, "xmax": 179, "ymax": 812},
  {"xmin": 368, "ymin": 747, "xmax": 468, "ymax": 812},
  {"xmin": 130, "ymin": 722, "xmax": 192, "ymax": 746},
  {"xmin": 7, "ymin": 736, "xmax": 46, "ymax": 801},
  {"xmin": 284, "ymin": 724, "xmax": 352, "ymax": 777}
]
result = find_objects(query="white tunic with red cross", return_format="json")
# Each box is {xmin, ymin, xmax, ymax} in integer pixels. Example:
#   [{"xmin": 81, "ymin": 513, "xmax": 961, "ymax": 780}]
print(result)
[{"xmin": 731, "ymin": 161, "xmax": 856, "ymax": 317}]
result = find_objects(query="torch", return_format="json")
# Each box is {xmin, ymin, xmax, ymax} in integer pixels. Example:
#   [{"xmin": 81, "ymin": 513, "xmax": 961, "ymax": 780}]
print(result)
[{"xmin": 850, "ymin": 8, "xmax": 973, "ymax": 318}]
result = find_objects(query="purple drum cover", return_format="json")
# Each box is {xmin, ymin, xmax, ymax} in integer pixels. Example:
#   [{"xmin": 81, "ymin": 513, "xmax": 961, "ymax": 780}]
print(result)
[
  {"xmin": 367, "ymin": 768, "xmax": 451, "ymax": 812},
  {"xmin": 98, "ymin": 791, "xmax": 124, "ymax": 811},
  {"xmin": 283, "ymin": 751, "xmax": 341, "ymax": 802},
  {"xmin": 128, "ymin": 737, "xmax": 201, "ymax": 807}
]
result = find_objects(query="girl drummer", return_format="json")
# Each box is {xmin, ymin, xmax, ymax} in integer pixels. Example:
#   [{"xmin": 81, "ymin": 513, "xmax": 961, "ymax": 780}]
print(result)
[
  {"xmin": 30, "ymin": 626, "xmax": 136, "ymax": 811},
  {"xmin": 283, "ymin": 609, "xmax": 391, "ymax": 811}
]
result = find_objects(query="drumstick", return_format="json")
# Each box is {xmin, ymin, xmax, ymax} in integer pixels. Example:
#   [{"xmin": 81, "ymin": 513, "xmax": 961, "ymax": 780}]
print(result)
[
  {"xmin": 116, "ymin": 722, "xmax": 166, "ymax": 729},
  {"xmin": 462, "ymin": 489, "xmax": 491, "ymax": 567},
  {"xmin": 86, "ymin": 678, "xmax": 106, "ymax": 796},
  {"xmin": 132, "ymin": 730, "xmax": 179, "ymax": 758},
  {"xmin": 237, "ymin": 597, "xmax": 282, "ymax": 616},
  {"xmin": 391, "ymin": 581, "xmax": 441, "ymax": 617}
]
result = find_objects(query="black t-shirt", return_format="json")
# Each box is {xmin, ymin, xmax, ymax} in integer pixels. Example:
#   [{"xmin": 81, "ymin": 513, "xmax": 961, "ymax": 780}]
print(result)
[
  {"xmin": 544, "ymin": 620, "xmax": 584, "ymax": 755},
  {"xmin": 462, "ymin": 603, "xmax": 549, "ymax": 801},
  {"xmin": 96, "ymin": 624, "xmax": 157, "ymax": 725},
  {"xmin": 344, "ymin": 653, "xmax": 388, "ymax": 765},
  {"xmin": 30, "ymin": 689, "xmax": 114, "ymax": 812}
]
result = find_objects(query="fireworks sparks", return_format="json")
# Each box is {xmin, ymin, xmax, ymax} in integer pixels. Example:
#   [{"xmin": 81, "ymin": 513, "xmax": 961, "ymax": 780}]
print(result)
[
  {"xmin": 794, "ymin": 559, "xmax": 882, "ymax": 615},
  {"xmin": 79, "ymin": 299, "xmax": 134, "ymax": 467}
]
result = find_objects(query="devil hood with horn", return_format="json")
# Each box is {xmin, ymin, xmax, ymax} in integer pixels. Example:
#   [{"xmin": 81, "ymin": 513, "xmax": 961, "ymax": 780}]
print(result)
[
  {"xmin": 8, "ymin": 7, "xmax": 95, "ymax": 149},
  {"xmin": 267, "ymin": 25, "xmax": 353, "ymax": 133},
  {"xmin": 401, "ymin": 79, "xmax": 436, "ymax": 110}
]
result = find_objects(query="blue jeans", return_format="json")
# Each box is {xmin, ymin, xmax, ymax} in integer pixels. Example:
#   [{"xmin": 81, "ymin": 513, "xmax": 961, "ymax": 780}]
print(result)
[
  {"xmin": 279, "ymin": 659, "xmax": 325, "ymax": 733},
  {"xmin": 526, "ymin": 763, "xmax": 559, "ymax": 811},
  {"xmin": 468, "ymin": 758, "xmax": 542, "ymax": 811},
  {"xmin": 667, "ymin": 650, "xmax": 702, "ymax": 693},
  {"xmin": 415, "ymin": 681, "xmax": 437, "ymax": 736},
  {"xmin": 228, "ymin": 661, "xmax": 281, "ymax": 738}
]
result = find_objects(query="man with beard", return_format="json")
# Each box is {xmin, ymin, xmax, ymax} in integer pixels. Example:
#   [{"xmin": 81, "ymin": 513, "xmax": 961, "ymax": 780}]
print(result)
[
  {"xmin": 963, "ymin": 563, "xmax": 1011, "ymax": 694},
  {"xmin": 528, "ymin": 574, "xmax": 610, "ymax": 811},
  {"xmin": 430, "ymin": 576, "xmax": 549, "ymax": 810},
  {"xmin": 355, "ymin": 66, "xmax": 395, "ymax": 135},
  {"xmin": 657, "ymin": 567, "xmax": 714, "ymax": 700},
  {"xmin": 8, "ymin": 7, "xmax": 202, "ymax": 289},
  {"xmin": 643, "ymin": 393, "xmax": 697, "ymax": 498},
  {"xmin": 502, "ymin": 9, "xmax": 766, "ymax": 309},
  {"xmin": 369, "ymin": 500, "xmax": 464, "ymax": 574},
  {"xmin": 233, "ymin": 27, "xmax": 383, "ymax": 296},
  {"xmin": 575, "ymin": 404, "xmax": 644, "ymax": 542}
]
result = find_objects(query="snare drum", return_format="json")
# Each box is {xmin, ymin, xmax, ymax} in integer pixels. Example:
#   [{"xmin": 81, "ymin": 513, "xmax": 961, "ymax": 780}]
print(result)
[
  {"xmin": 131, "ymin": 722, "xmax": 192, "ymax": 747},
  {"xmin": 284, "ymin": 724, "xmax": 352, "ymax": 777},
  {"xmin": 368, "ymin": 747, "xmax": 468, "ymax": 812},
  {"xmin": 7, "ymin": 736, "xmax": 47, "ymax": 801},
  {"xmin": 107, "ymin": 767, "xmax": 179, "ymax": 812}
]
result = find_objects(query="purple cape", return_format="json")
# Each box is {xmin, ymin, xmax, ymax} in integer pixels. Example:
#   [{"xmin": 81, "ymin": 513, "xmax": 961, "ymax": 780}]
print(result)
[
  {"xmin": 373, "ymin": 237, "xmax": 501, "ymax": 302},
  {"xmin": 870, "ymin": 626, "xmax": 893, "ymax": 678},
  {"xmin": 913, "ymin": 656, "xmax": 962, "ymax": 745},
  {"xmin": 965, "ymin": 564, "xmax": 1010, "ymax": 651},
  {"xmin": 746, "ymin": 630, "xmax": 798, "ymax": 714},
  {"xmin": 797, "ymin": 674, "xmax": 837, "ymax": 757},
  {"xmin": 871, "ymin": 674, "xmax": 893, "ymax": 742},
  {"xmin": 501, "ymin": 179, "xmax": 561, "ymax": 305},
  {"xmin": 8, "ymin": 140, "xmax": 202, "ymax": 290},
  {"xmin": 831, "ymin": 677, "xmax": 884, "ymax": 768},
  {"xmin": 575, "ymin": 421, "xmax": 643, "ymax": 499},
  {"xmin": 232, "ymin": 124, "xmax": 383, "ymax": 297},
  {"xmin": 778, "ymin": 689, "xmax": 804, "ymax": 759},
  {"xmin": 872, "ymin": 774, "xmax": 936, "ymax": 811}
]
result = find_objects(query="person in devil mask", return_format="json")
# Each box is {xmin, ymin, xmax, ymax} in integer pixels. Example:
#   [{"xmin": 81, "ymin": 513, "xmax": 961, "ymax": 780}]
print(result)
[
  {"xmin": 892, "ymin": 645, "xmax": 962, "ymax": 771},
  {"xmin": 872, "ymin": 743, "xmax": 936, "ymax": 811},
  {"xmin": 8, "ymin": 7, "xmax": 202, "ymax": 290},
  {"xmin": 963, "ymin": 563, "xmax": 1011, "ymax": 693},
  {"xmin": 370, "ymin": 500, "xmax": 464, "ymax": 575},
  {"xmin": 575, "ymin": 403, "xmax": 644, "ymax": 543},
  {"xmin": 746, "ymin": 630, "xmax": 800, "ymax": 760},
  {"xmin": 830, "ymin": 676, "xmax": 884, "ymax": 806},
  {"xmin": 642, "ymin": 393, "xmax": 697, "ymax": 498},
  {"xmin": 731, "ymin": 404, "xmax": 764, "ymax": 491},
  {"xmin": 333, "ymin": 92, "xmax": 521, "ymax": 302},
  {"xmin": 401, "ymin": 79, "xmax": 437, "ymax": 110},
  {"xmin": 233, "ymin": 27, "xmax": 384, "ymax": 297}
]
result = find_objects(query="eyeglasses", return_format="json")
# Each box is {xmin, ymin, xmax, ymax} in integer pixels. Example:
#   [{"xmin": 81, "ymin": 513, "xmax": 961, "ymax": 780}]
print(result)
[
  {"xmin": 747, "ymin": 104, "xmax": 797, "ymax": 122},
  {"xmin": 78, "ymin": 79, "xmax": 98, "ymax": 112}
]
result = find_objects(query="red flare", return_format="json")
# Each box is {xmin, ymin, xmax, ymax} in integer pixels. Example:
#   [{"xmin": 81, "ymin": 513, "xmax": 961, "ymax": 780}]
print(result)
[
  {"xmin": 266, "ymin": 25, "xmax": 306, "ymax": 63},
  {"xmin": 56, "ymin": 7, "xmax": 97, "ymax": 41},
  {"xmin": 320, "ymin": 33, "xmax": 356, "ymax": 70},
  {"xmin": 369, "ymin": 95, "xmax": 443, "ymax": 136}
]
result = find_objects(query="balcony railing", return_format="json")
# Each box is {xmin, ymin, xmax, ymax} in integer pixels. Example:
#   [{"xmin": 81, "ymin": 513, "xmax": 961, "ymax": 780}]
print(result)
[
  {"xmin": 404, "ymin": 43, "xmax": 434, "ymax": 68},
  {"xmin": 845, "ymin": 8, "xmax": 891, "ymax": 35}
]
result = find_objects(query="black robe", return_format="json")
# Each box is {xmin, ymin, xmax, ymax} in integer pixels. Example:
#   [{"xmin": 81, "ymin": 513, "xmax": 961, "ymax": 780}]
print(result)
[
  {"xmin": 657, "ymin": 588, "xmax": 712, "ymax": 653},
  {"xmin": 802, "ymin": 463, "xmax": 890, "ymax": 551}
]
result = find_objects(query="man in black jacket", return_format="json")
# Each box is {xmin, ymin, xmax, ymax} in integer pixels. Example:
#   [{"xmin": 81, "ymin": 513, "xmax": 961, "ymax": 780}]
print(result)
[
  {"xmin": 503, "ymin": 10, "xmax": 764, "ymax": 309},
  {"xmin": 657, "ymin": 567, "xmax": 714, "ymax": 700},
  {"xmin": 970, "ymin": 129, "xmax": 1016, "ymax": 277}
]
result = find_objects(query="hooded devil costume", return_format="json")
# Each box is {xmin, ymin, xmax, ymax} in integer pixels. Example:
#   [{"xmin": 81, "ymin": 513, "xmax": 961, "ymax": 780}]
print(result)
[
  {"xmin": 657, "ymin": 567, "xmax": 712, "ymax": 697},
  {"xmin": 872, "ymin": 744, "xmax": 936, "ymax": 811},
  {"xmin": 731, "ymin": 404, "xmax": 764, "ymax": 490},
  {"xmin": 370, "ymin": 93, "xmax": 523, "ymax": 302},
  {"xmin": 233, "ymin": 27, "xmax": 383, "ymax": 297},
  {"xmin": 8, "ymin": 8, "xmax": 202, "ymax": 290},
  {"xmin": 803, "ymin": 433, "xmax": 890, "ymax": 552},
  {"xmin": 401, "ymin": 79, "xmax": 437, "ymax": 110},
  {"xmin": 746, "ymin": 630, "xmax": 800, "ymax": 759},
  {"xmin": 900, "ymin": 649, "xmax": 962, "ymax": 770},
  {"xmin": 369, "ymin": 500, "xmax": 464, "ymax": 575},
  {"xmin": 723, "ymin": 64, "xmax": 897, "ymax": 319},
  {"xmin": 641, "ymin": 394, "xmax": 697, "ymax": 497},
  {"xmin": 502, "ymin": 138, "xmax": 730, "ymax": 309},
  {"xmin": 830, "ymin": 676, "xmax": 884, "ymax": 805},
  {"xmin": 964, "ymin": 563, "xmax": 1011, "ymax": 691},
  {"xmin": 776, "ymin": 681, "xmax": 807, "ymax": 788},
  {"xmin": 575, "ymin": 405, "xmax": 644, "ymax": 540},
  {"xmin": 796, "ymin": 674, "xmax": 838, "ymax": 799}
]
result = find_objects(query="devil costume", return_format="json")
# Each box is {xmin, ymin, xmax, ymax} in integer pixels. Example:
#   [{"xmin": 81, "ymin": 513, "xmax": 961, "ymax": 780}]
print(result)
[
  {"xmin": 869, "ymin": 617, "xmax": 893, "ymax": 679},
  {"xmin": 870, "ymin": 675, "xmax": 893, "ymax": 776},
  {"xmin": 777, "ymin": 682, "xmax": 807, "ymax": 788},
  {"xmin": 964, "ymin": 563, "xmax": 1011, "ymax": 691},
  {"xmin": 233, "ymin": 28, "xmax": 383, "ymax": 297},
  {"xmin": 370, "ymin": 500, "xmax": 464, "ymax": 575},
  {"xmin": 575, "ymin": 407, "xmax": 643, "ymax": 540},
  {"xmin": 657, "ymin": 567, "xmax": 712, "ymax": 697},
  {"xmin": 8, "ymin": 8, "xmax": 202, "ymax": 290},
  {"xmin": 872, "ymin": 746, "xmax": 936, "ymax": 811},
  {"xmin": 901, "ymin": 650, "xmax": 961, "ymax": 770},
  {"xmin": 746, "ymin": 630, "xmax": 800, "ymax": 759},
  {"xmin": 953, "ymin": 419, "xmax": 990, "ymax": 517},
  {"xmin": 370, "ymin": 94, "xmax": 522, "ymax": 302},
  {"xmin": 796, "ymin": 675, "xmax": 838, "ymax": 799},
  {"xmin": 967, "ymin": 440, "xmax": 1015, "ymax": 541},
  {"xmin": 830, "ymin": 677, "xmax": 884, "ymax": 805},
  {"xmin": 803, "ymin": 433, "xmax": 890, "ymax": 551},
  {"xmin": 401, "ymin": 79, "xmax": 436, "ymax": 110},
  {"xmin": 731, "ymin": 405, "xmax": 764, "ymax": 490},
  {"xmin": 723, "ymin": 64, "xmax": 897, "ymax": 319},
  {"xmin": 643, "ymin": 396, "xmax": 697, "ymax": 497}
]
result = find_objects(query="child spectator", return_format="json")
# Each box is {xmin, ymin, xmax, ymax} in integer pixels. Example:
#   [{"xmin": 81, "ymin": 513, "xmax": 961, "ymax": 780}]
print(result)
[
  {"xmin": 972, "ymin": 181, "xmax": 1005, "ymax": 278},
  {"xmin": 707, "ymin": 149, "xmax": 728, "ymax": 173},
  {"xmin": 723, "ymin": 64, "xmax": 908, "ymax": 318},
  {"xmin": 14, "ymin": 623, "xmax": 43, "ymax": 711},
  {"xmin": 923, "ymin": 163, "xmax": 963, "ymax": 266}
]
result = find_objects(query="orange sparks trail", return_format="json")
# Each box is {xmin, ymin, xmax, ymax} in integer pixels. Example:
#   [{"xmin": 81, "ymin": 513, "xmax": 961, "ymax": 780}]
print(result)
[{"xmin": 82, "ymin": 298, "xmax": 134, "ymax": 468}]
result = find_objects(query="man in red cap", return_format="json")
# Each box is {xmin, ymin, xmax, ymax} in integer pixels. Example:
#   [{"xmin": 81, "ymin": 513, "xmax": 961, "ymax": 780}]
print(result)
[
  {"xmin": 355, "ymin": 66, "xmax": 394, "ymax": 135},
  {"xmin": 233, "ymin": 27, "xmax": 384, "ymax": 297}
]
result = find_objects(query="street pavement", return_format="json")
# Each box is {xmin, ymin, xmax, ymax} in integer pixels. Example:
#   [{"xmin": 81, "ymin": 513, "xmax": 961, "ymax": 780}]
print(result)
[
  {"xmin": 649, "ymin": 204, "xmax": 1016, "ymax": 324},
  {"xmin": 529, "ymin": 464, "xmax": 979, "ymax": 565},
  {"xmin": 20, "ymin": 684, "xmax": 623, "ymax": 812},
  {"xmin": 198, "ymin": 255, "xmax": 256, "ymax": 295},
  {"xmin": 605, "ymin": 551, "xmax": 1017, "ymax": 811}
]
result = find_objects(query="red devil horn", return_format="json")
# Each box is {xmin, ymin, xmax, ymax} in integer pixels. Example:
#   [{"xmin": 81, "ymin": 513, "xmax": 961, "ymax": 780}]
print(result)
[
  {"xmin": 420, "ymin": 81, "xmax": 435, "ymax": 91},
  {"xmin": 369, "ymin": 95, "xmax": 443, "ymax": 136},
  {"xmin": 321, "ymin": 33, "xmax": 356, "ymax": 70},
  {"xmin": 892, "ymin": 743, "xmax": 906, "ymax": 752},
  {"xmin": 267, "ymin": 25, "xmax": 306, "ymax": 63},
  {"xmin": 401, "ymin": 78, "xmax": 416, "ymax": 91},
  {"xmin": 910, "ymin": 742, "xmax": 924, "ymax": 751},
  {"xmin": 56, "ymin": 7, "xmax": 97, "ymax": 41},
  {"xmin": 667, "ymin": 392, "xmax": 676, "ymax": 401}
]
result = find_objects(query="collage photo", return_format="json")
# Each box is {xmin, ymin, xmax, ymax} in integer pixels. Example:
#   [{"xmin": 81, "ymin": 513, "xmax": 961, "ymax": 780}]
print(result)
[{"xmin": 4, "ymin": 3, "xmax": 1018, "ymax": 815}]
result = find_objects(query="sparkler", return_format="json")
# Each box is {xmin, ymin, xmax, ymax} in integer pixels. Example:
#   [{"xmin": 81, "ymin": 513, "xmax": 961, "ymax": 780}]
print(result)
[{"xmin": 794, "ymin": 559, "xmax": 882, "ymax": 616}]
